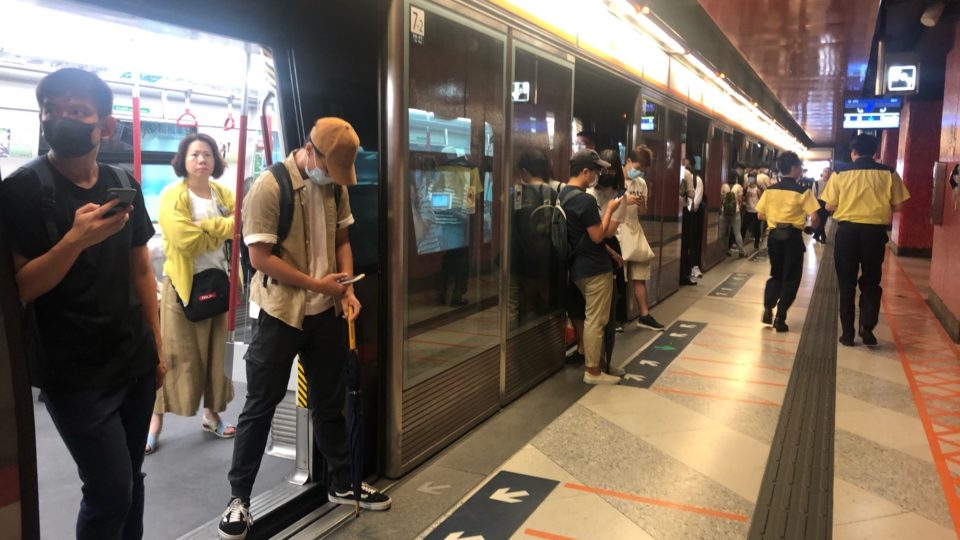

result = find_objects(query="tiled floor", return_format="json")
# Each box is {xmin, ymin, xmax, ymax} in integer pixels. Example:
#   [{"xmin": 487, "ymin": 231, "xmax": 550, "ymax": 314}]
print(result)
[{"xmin": 327, "ymin": 242, "xmax": 960, "ymax": 540}]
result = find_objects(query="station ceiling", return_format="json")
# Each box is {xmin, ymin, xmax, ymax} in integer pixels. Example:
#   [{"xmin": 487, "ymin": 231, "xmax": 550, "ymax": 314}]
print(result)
[{"xmin": 698, "ymin": 0, "xmax": 881, "ymax": 146}]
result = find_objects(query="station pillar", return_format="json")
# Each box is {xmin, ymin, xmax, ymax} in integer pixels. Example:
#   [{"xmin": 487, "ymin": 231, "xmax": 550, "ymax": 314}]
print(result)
[
  {"xmin": 880, "ymin": 128, "xmax": 899, "ymax": 168},
  {"xmin": 891, "ymin": 98, "xmax": 943, "ymax": 257}
]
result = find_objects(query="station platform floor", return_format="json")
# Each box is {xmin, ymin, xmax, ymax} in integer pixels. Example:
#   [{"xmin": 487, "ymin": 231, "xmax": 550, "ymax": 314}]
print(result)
[{"xmin": 327, "ymin": 239, "xmax": 960, "ymax": 540}]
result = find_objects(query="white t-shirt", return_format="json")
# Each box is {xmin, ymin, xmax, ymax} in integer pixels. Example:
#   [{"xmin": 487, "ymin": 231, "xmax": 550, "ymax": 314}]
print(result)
[
  {"xmin": 744, "ymin": 184, "xmax": 761, "ymax": 213},
  {"xmin": 303, "ymin": 182, "xmax": 355, "ymax": 315},
  {"xmin": 188, "ymin": 189, "xmax": 229, "ymax": 274},
  {"xmin": 693, "ymin": 175, "xmax": 704, "ymax": 210}
]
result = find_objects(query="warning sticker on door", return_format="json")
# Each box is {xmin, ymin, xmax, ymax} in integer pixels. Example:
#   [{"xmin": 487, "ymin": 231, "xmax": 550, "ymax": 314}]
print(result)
[{"xmin": 411, "ymin": 6, "xmax": 425, "ymax": 44}]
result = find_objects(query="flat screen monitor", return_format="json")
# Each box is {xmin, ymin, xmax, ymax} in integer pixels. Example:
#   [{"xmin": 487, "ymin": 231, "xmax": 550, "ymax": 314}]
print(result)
[
  {"xmin": 842, "ymin": 97, "xmax": 901, "ymax": 129},
  {"xmin": 431, "ymin": 192, "xmax": 452, "ymax": 210},
  {"xmin": 640, "ymin": 116, "xmax": 656, "ymax": 131}
]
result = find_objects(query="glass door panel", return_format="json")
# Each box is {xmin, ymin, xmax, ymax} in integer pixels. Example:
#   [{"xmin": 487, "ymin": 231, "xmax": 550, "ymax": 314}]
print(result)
[{"xmin": 404, "ymin": 8, "xmax": 504, "ymax": 389}]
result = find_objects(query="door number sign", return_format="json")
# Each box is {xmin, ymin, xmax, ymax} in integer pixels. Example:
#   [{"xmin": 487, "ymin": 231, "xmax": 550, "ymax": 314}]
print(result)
[{"xmin": 411, "ymin": 6, "xmax": 425, "ymax": 44}]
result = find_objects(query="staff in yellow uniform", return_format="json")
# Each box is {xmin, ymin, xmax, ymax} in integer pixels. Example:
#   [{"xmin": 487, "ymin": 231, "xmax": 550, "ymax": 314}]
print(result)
[
  {"xmin": 820, "ymin": 134, "xmax": 910, "ymax": 347},
  {"xmin": 756, "ymin": 152, "xmax": 820, "ymax": 332}
]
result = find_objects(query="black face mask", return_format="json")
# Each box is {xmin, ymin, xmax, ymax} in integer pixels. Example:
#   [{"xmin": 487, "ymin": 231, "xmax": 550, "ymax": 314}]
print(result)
[{"xmin": 42, "ymin": 117, "xmax": 98, "ymax": 158}]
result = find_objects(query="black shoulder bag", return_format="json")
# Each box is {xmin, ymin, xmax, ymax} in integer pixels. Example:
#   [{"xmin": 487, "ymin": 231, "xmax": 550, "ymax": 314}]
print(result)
[{"xmin": 178, "ymin": 190, "xmax": 231, "ymax": 322}]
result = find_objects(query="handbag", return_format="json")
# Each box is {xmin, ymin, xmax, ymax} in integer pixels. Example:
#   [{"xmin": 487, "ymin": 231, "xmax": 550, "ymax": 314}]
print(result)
[
  {"xmin": 619, "ymin": 221, "xmax": 655, "ymax": 262},
  {"xmin": 178, "ymin": 268, "xmax": 230, "ymax": 322}
]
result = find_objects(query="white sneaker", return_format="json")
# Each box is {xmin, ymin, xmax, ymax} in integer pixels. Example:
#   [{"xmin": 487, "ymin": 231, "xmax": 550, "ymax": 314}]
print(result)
[
  {"xmin": 583, "ymin": 371, "xmax": 621, "ymax": 385},
  {"xmin": 692, "ymin": 266, "xmax": 703, "ymax": 278}
]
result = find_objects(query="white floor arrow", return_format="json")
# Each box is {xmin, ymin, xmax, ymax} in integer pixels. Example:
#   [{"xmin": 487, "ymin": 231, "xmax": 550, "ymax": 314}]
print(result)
[
  {"xmin": 490, "ymin": 487, "xmax": 529, "ymax": 504},
  {"xmin": 668, "ymin": 333, "xmax": 687, "ymax": 338},
  {"xmin": 624, "ymin": 374, "xmax": 645, "ymax": 382},
  {"xmin": 638, "ymin": 360, "xmax": 660, "ymax": 367},
  {"xmin": 418, "ymin": 481, "xmax": 451, "ymax": 495},
  {"xmin": 444, "ymin": 532, "xmax": 485, "ymax": 540},
  {"xmin": 679, "ymin": 324, "xmax": 696, "ymax": 329}
]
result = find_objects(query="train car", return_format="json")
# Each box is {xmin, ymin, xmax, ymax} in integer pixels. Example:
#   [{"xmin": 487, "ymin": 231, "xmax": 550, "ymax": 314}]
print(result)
[{"xmin": 0, "ymin": 0, "xmax": 804, "ymax": 537}]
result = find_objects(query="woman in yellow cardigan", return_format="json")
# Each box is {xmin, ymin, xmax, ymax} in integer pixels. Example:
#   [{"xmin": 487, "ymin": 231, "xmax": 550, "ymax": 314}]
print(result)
[{"xmin": 147, "ymin": 133, "xmax": 236, "ymax": 454}]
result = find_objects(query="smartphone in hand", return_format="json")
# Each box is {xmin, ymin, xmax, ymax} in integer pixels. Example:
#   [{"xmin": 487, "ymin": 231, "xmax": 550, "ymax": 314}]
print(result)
[
  {"xmin": 337, "ymin": 273, "xmax": 366, "ymax": 285},
  {"xmin": 104, "ymin": 188, "xmax": 136, "ymax": 217}
]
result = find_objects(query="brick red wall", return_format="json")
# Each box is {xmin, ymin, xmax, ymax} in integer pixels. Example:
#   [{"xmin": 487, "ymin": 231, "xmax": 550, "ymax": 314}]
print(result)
[
  {"xmin": 880, "ymin": 128, "xmax": 900, "ymax": 167},
  {"xmin": 931, "ymin": 20, "xmax": 960, "ymax": 318},
  {"xmin": 892, "ymin": 98, "xmax": 942, "ymax": 251}
]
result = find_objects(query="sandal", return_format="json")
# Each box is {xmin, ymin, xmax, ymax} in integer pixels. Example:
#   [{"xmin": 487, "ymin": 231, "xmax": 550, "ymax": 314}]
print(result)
[
  {"xmin": 145, "ymin": 432, "xmax": 159, "ymax": 455},
  {"xmin": 202, "ymin": 418, "xmax": 237, "ymax": 439}
]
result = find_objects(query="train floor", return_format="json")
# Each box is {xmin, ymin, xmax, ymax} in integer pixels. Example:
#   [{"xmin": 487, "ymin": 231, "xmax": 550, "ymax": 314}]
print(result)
[
  {"xmin": 33, "ymin": 382, "xmax": 290, "ymax": 539},
  {"xmin": 328, "ymin": 239, "xmax": 959, "ymax": 540}
]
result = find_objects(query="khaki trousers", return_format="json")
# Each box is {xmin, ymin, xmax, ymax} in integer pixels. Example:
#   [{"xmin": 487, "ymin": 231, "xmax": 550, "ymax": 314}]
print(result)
[
  {"xmin": 155, "ymin": 278, "xmax": 234, "ymax": 416},
  {"xmin": 575, "ymin": 273, "xmax": 613, "ymax": 369}
]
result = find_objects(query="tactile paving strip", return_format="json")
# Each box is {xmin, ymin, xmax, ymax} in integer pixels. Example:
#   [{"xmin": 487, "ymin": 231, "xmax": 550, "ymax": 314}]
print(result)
[{"xmin": 748, "ymin": 239, "xmax": 837, "ymax": 539}]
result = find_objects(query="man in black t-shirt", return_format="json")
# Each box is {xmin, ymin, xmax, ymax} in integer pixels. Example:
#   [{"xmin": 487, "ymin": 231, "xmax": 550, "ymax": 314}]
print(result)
[
  {"xmin": 560, "ymin": 149, "xmax": 623, "ymax": 385},
  {"xmin": 0, "ymin": 68, "xmax": 164, "ymax": 539}
]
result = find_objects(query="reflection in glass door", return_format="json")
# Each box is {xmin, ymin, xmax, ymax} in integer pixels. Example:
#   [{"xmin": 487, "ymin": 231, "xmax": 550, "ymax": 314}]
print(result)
[
  {"xmin": 505, "ymin": 44, "xmax": 572, "ymax": 400},
  {"xmin": 387, "ymin": 2, "xmax": 506, "ymax": 476}
]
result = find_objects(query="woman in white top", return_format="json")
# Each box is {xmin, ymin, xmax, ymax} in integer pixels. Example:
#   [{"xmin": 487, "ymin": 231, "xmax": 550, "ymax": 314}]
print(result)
[
  {"xmin": 148, "ymin": 133, "xmax": 237, "ymax": 454},
  {"xmin": 620, "ymin": 146, "xmax": 665, "ymax": 331}
]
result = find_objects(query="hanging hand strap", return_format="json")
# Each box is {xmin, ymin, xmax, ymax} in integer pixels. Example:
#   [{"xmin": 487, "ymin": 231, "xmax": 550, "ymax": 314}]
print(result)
[{"xmin": 176, "ymin": 89, "xmax": 198, "ymax": 128}]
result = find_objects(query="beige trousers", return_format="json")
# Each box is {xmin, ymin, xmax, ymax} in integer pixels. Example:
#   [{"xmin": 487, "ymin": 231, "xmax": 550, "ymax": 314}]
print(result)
[
  {"xmin": 575, "ymin": 273, "xmax": 613, "ymax": 369},
  {"xmin": 155, "ymin": 277, "xmax": 234, "ymax": 416}
]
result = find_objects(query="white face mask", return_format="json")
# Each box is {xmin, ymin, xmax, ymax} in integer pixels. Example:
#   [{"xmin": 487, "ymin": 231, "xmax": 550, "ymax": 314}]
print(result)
[
  {"xmin": 306, "ymin": 150, "xmax": 334, "ymax": 185},
  {"xmin": 589, "ymin": 171, "xmax": 600, "ymax": 188}
]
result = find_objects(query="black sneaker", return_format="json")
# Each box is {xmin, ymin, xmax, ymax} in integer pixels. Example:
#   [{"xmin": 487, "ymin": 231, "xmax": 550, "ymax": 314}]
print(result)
[
  {"xmin": 636, "ymin": 315, "xmax": 665, "ymax": 332},
  {"xmin": 839, "ymin": 334, "xmax": 856, "ymax": 347},
  {"xmin": 218, "ymin": 498, "xmax": 252, "ymax": 540},
  {"xmin": 329, "ymin": 482, "xmax": 392, "ymax": 511},
  {"xmin": 773, "ymin": 319, "xmax": 789, "ymax": 333},
  {"xmin": 860, "ymin": 328, "xmax": 878, "ymax": 346},
  {"xmin": 565, "ymin": 351, "xmax": 585, "ymax": 365},
  {"xmin": 762, "ymin": 308, "xmax": 773, "ymax": 326}
]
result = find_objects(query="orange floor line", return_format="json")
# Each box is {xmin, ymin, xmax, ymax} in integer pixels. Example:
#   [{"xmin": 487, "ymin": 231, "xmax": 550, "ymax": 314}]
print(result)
[
  {"xmin": 524, "ymin": 529, "xmax": 578, "ymax": 540},
  {"xmin": 881, "ymin": 253, "xmax": 960, "ymax": 535},
  {"xmin": 562, "ymin": 483, "xmax": 749, "ymax": 523},
  {"xmin": 652, "ymin": 386, "xmax": 781, "ymax": 407},
  {"xmin": 670, "ymin": 368, "xmax": 787, "ymax": 388},
  {"xmin": 690, "ymin": 342, "xmax": 795, "ymax": 357},
  {"xmin": 679, "ymin": 355, "xmax": 792, "ymax": 372}
]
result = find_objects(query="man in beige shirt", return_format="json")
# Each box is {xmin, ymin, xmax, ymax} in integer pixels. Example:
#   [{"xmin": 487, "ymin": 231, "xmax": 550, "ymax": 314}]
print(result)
[{"xmin": 219, "ymin": 118, "xmax": 391, "ymax": 540}]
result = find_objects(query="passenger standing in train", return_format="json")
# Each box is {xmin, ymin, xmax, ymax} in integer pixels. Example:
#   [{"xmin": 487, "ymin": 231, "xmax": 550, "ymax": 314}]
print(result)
[
  {"xmin": 146, "ymin": 133, "xmax": 237, "ymax": 455},
  {"xmin": 622, "ymin": 147, "xmax": 665, "ymax": 331},
  {"xmin": 560, "ymin": 149, "xmax": 623, "ymax": 385},
  {"xmin": 755, "ymin": 152, "xmax": 820, "ymax": 332},
  {"xmin": 219, "ymin": 118, "xmax": 391, "ymax": 540},
  {"xmin": 719, "ymin": 173, "xmax": 746, "ymax": 257},
  {"xmin": 820, "ymin": 134, "xmax": 910, "ymax": 347},
  {"xmin": 0, "ymin": 68, "xmax": 164, "ymax": 540}
]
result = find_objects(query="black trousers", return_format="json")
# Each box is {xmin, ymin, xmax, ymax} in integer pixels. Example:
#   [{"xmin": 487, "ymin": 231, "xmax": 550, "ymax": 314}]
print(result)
[
  {"xmin": 814, "ymin": 202, "xmax": 828, "ymax": 241},
  {"xmin": 229, "ymin": 309, "xmax": 350, "ymax": 500},
  {"xmin": 764, "ymin": 228, "xmax": 806, "ymax": 318},
  {"xmin": 43, "ymin": 367, "xmax": 156, "ymax": 540},
  {"xmin": 742, "ymin": 211, "xmax": 762, "ymax": 248},
  {"xmin": 680, "ymin": 207, "xmax": 704, "ymax": 276},
  {"xmin": 834, "ymin": 222, "xmax": 889, "ymax": 334}
]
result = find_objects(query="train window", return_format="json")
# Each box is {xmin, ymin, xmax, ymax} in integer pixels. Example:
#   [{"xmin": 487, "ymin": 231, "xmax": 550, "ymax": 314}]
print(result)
[
  {"xmin": 403, "ymin": 10, "xmax": 504, "ymax": 388},
  {"xmin": 508, "ymin": 47, "xmax": 572, "ymax": 334}
]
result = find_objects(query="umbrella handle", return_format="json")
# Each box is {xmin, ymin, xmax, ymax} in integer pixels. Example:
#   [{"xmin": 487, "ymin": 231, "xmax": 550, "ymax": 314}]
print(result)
[{"xmin": 348, "ymin": 306, "xmax": 356, "ymax": 350}]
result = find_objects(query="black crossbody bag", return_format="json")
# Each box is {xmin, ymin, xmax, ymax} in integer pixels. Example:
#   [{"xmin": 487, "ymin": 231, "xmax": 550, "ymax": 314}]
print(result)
[{"xmin": 178, "ymin": 192, "xmax": 231, "ymax": 322}]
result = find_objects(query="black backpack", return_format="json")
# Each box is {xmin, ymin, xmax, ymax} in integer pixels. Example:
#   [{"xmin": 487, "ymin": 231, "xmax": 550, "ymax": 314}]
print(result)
[{"xmin": 242, "ymin": 162, "xmax": 341, "ymax": 287}]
